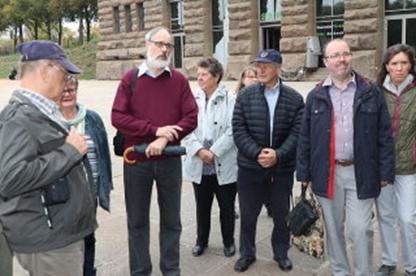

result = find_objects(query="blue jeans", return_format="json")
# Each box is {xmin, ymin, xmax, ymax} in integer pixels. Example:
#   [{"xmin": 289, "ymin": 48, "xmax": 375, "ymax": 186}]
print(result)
[{"xmin": 124, "ymin": 157, "xmax": 182, "ymax": 276}]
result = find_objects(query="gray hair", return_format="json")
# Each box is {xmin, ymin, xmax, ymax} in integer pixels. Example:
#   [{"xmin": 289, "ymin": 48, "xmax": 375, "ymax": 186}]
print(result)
[
  {"xmin": 19, "ymin": 59, "xmax": 49, "ymax": 78},
  {"xmin": 144, "ymin": 26, "xmax": 171, "ymax": 41}
]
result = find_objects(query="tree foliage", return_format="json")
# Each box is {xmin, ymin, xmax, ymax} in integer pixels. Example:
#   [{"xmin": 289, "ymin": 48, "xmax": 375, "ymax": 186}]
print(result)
[{"xmin": 0, "ymin": 0, "xmax": 97, "ymax": 48}]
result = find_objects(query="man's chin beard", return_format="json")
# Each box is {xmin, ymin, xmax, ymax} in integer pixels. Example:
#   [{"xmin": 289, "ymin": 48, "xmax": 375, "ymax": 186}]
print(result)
[{"xmin": 147, "ymin": 55, "xmax": 172, "ymax": 69}]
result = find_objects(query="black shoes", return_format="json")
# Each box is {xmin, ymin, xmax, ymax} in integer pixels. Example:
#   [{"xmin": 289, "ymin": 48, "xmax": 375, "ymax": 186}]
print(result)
[
  {"xmin": 375, "ymin": 264, "xmax": 396, "ymax": 276},
  {"xmin": 223, "ymin": 244, "xmax": 236, "ymax": 257},
  {"xmin": 192, "ymin": 244, "xmax": 207, "ymax": 257},
  {"xmin": 274, "ymin": 257, "xmax": 293, "ymax": 272},
  {"xmin": 234, "ymin": 257, "xmax": 256, "ymax": 272}
]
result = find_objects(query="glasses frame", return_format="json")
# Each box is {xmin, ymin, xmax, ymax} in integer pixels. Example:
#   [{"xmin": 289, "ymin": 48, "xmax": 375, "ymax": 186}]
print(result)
[
  {"xmin": 48, "ymin": 63, "xmax": 72, "ymax": 81},
  {"xmin": 324, "ymin": 51, "xmax": 353, "ymax": 60},
  {"xmin": 148, "ymin": 40, "xmax": 174, "ymax": 50}
]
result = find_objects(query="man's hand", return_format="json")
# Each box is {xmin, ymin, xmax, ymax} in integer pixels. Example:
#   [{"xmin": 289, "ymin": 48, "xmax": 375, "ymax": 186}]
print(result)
[
  {"xmin": 65, "ymin": 126, "xmax": 88, "ymax": 155},
  {"xmin": 156, "ymin": 125, "xmax": 183, "ymax": 142},
  {"xmin": 257, "ymin": 148, "xmax": 277, "ymax": 168},
  {"xmin": 197, "ymin": 148, "xmax": 215, "ymax": 164},
  {"xmin": 145, "ymin": 137, "xmax": 169, "ymax": 158}
]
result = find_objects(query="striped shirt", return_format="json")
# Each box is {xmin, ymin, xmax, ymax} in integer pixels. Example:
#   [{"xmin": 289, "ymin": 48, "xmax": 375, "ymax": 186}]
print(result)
[
  {"xmin": 17, "ymin": 88, "xmax": 67, "ymax": 131},
  {"xmin": 85, "ymin": 134, "xmax": 99, "ymax": 198}
]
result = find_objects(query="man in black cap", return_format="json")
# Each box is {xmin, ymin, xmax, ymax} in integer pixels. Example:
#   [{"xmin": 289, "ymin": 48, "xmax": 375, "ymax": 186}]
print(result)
[
  {"xmin": 0, "ymin": 40, "xmax": 96, "ymax": 276},
  {"xmin": 232, "ymin": 49, "xmax": 304, "ymax": 272}
]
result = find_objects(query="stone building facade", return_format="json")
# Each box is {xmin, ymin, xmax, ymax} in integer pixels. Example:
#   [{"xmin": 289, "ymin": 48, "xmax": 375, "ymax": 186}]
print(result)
[{"xmin": 96, "ymin": 0, "xmax": 416, "ymax": 80}]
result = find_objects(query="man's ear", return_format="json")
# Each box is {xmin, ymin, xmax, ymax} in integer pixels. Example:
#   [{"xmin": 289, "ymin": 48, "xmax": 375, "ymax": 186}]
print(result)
[{"xmin": 39, "ymin": 62, "xmax": 50, "ymax": 83}]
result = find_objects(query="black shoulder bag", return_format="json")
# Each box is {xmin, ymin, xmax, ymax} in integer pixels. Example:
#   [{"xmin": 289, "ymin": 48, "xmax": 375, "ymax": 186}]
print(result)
[
  {"xmin": 286, "ymin": 184, "xmax": 319, "ymax": 237},
  {"xmin": 113, "ymin": 67, "xmax": 139, "ymax": 156}
]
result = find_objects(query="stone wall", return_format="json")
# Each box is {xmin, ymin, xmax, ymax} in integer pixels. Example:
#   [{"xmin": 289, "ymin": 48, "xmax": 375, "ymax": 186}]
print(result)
[
  {"xmin": 96, "ymin": 0, "xmax": 384, "ymax": 81},
  {"xmin": 96, "ymin": 0, "xmax": 169, "ymax": 79},
  {"xmin": 343, "ymin": 0, "xmax": 383, "ymax": 79},
  {"xmin": 226, "ymin": 0, "xmax": 259, "ymax": 80},
  {"xmin": 280, "ymin": 0, "xmax": 315, "ymax": 71},
  {"xmin": 181, "ymin": 0, "xmax": 212, "ymax": 78}
]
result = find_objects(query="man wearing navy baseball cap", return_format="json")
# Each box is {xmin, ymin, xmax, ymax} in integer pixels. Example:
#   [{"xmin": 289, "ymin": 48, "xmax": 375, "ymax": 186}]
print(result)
[
  {"xmin": 232, "ymin": 49, "xmax": 304, "ymax": 272},
  {"xmin": 0, "ymin": 40, "xmax": 96, "ymax": 276}
]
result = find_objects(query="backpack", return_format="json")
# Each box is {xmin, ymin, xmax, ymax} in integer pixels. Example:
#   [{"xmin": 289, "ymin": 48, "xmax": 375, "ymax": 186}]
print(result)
[{"xmin": 113, "ymin": 67, "xmax": 139, "ymax": 156}]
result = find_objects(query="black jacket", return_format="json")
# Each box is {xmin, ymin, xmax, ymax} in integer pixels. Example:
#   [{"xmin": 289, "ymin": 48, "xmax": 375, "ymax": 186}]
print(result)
[
  {"xmin": 296, "ymin": 72, "xmax": 395, "ymax": 199},
  {"xmin": 232, "ymin": 81, "xmax": 304, "ymax": 172}
]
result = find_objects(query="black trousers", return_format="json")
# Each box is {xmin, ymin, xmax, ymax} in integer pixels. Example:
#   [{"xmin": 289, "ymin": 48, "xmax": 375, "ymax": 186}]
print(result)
[
  {"xmin": 193, "ymin": 175, "xmax": 237, "ymax": 247},
  {"xmin": 237, "ymin": 168, "xmax": 293, "ymax": 259},
  {"xmin": 124, "ymin": 157, "xmax": 182, "ymax": 276}
]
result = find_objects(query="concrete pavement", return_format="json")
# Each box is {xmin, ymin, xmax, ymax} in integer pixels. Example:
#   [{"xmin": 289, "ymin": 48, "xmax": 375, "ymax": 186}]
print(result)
[{"xmin": 0, "ymin": 79, "xmax": 403, "ymax": 276}]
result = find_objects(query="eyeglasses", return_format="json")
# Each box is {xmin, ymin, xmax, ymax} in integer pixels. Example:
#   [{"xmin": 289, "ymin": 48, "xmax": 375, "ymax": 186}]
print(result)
[
  {"xmin": 149, "ymin": 40, "xmax": 174, "ymax": 50},
  {"xmin": 63, "ymin": 88, "xmax": 77, "ymax": 94},
  {"xmin": 48, "ymin": 63, "xmax": 72, "ymax": 81},
  {"xmin": 324, "ymin": 51, "xmax": 352, "ymax": 60}
]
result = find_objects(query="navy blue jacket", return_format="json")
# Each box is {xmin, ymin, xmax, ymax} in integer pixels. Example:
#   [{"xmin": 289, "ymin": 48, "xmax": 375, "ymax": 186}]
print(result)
[
  {"xmin": 232, "ymin": 82, "xmax": 304, "ymax": 172},
  {"xmin": 296, "ymin": 72, "xmax": 395, "ymax": 199},
  {"xmin": 85, "ymin": 110, "xmax": 113, "ymax": 211}
]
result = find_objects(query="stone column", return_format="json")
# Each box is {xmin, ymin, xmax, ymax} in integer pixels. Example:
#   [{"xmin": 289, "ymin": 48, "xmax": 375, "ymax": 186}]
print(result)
[
  {"xmin": 182, "ymin": 0, "xmax": 212, "ymax": 78},
  {"xmin": 280, "ymin": 0, "xmax": 315, "ymax": 70},
  {"xmin": 343, "ymin": 0, "xmax": 383, "ymax": 79},
  {"xmin": 226, "ymin": 0, "xmax": 259, "ymax": 80}
]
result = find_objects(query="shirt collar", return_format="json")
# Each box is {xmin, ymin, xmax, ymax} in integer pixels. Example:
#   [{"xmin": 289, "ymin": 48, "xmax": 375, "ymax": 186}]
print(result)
[
  {"xmin": 17, "ymin": 88, "xmax": 59, "ymax": 114},
  {"xmin": 264, "ymin": 79, "xmax": 280, "ymax": 92},
  {"xmin": 138, "ymin": 62, "xmax": 171, "ymax": 78},
  {"xmin": 323, "ymin": 72, "xmax": 356, "ymax": 88}
]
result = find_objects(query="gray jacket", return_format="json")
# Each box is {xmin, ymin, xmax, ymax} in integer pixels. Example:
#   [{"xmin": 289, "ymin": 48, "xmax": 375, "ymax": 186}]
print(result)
[
  {"xmin": 0, "ymin": 91, "xmax": 96, "ymax": 253},
  {"xmin": 182, "ymin": 85, "xmax": 237, "ymax": 185}
]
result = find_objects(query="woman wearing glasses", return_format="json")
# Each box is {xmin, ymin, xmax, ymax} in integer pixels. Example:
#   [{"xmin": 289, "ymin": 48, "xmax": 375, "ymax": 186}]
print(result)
[
  {"xmin": 60, "ymin": 76, "xmax": 113, "ymax": 276},
  {"xmin": 182, "ymin": 57, "xmax": 238, "ymax": 258},
  {"xmin": 375, "ymin": 44, "xmax": 416, "ymax": 276}
]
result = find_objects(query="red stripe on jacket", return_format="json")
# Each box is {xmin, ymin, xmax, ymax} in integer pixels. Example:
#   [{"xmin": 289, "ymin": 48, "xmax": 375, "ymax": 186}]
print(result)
[{"xmin": 327, "ymin": 112, "xmax": 336, "ymax": 199}]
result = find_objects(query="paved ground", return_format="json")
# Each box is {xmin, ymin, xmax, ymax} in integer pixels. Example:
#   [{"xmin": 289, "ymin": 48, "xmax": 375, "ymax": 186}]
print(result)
[{"xmin": 0, "ymin": 79, "xmax": 403, "ymax": 276}]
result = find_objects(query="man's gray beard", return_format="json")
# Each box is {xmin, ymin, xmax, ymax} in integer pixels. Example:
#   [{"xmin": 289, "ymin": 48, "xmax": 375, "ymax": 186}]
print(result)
[{"xmin": 146, "ymin": 54, "xmax": 172, "ymax": 69}]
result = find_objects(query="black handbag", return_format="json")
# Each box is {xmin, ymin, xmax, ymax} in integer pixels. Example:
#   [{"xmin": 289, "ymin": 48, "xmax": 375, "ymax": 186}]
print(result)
[
  {"xmin": 286, "ymin": 184, "xmax": 319, "ymax": 237},
  {"xmin": 113, "ymin": 130, "xmax": 125, "ymax": 156}
]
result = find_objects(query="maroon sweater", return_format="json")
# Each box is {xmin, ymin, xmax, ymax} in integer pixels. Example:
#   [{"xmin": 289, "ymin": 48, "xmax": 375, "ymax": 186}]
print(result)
[{"xmin": 111, "ymin": 68, "xmax": 198, "ymax": 161}]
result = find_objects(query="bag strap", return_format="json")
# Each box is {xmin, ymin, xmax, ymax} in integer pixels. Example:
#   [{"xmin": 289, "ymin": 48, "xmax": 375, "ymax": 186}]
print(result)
[{"xmin": 129, "ymin": 67, "xmax": 139, "ymax": 95}]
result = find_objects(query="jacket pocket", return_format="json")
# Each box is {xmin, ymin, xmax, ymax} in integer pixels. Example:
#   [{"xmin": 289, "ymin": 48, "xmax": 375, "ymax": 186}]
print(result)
[{"xmin": 43, "ymin": 177, "xmax": 69, "ymax": 206}]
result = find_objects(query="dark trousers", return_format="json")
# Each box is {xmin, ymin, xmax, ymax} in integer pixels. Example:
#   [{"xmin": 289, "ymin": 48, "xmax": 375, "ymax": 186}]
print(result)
[
  {"xmin": 237, "ymin": 168, "xmax": 293, "ymax": 259},
  {"xmin": 124, "ymin": 157, "xmax": 182, "ymax": 276},
  {"xmin": 83, "ymin": 232, "xmax": 96, "ymax": 276},
  {"xmin": 193, "ymin": 175, "xmax": 236, "ymax": 247}
]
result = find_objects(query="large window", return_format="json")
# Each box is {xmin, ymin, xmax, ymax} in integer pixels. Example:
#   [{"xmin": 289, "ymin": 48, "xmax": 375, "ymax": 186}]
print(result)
[
  {"xmin": 259, "ymin": 0, "xmax": 281, "ymax": 51},
  {"xmin": 211, "ymin": 0, "xmax": 229, "ymax": 66},
  {"xmin": 113, "ymin": 7, "xmax": 120, "ymax": 33},
  {"xmin": 136, "ymin": 3, "xmax": 145, "ymax": 31},
  {"xmin": 385, "ymin": 0, "xmax": 416, "ymax": 12},
  {"xmin": 384, "ymin": 0, "xmax": 416, "ymax": 51},
  {"xmin": 125, "ymin": 5, "xmax": 132, "ymax": 32},
  {"xmin": 212, "ymin": 0, "xmax": 226, "ymax": 50},
  {"xmin": 316, "ymin": 0, "xmax": 345, "ymax": 66},
  {"xmin": 170, "ymin": 0, "xmax": 185, "ymax": 68}
]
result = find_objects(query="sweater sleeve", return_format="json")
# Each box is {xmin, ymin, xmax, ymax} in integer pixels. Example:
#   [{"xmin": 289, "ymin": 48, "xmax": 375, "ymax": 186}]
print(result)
[
  {"xmin": 175, "ymin": 77, "xmax": 198, "ymax": 140},
  {"xmin": 111, "ymin": 70, "xmax": 158, "ymax": 138}
]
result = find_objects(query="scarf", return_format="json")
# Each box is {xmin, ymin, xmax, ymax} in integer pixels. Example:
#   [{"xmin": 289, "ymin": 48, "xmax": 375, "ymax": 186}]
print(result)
[{"xmin": 64, "ymin": 104, "xmax": 87, "ymax": 134}]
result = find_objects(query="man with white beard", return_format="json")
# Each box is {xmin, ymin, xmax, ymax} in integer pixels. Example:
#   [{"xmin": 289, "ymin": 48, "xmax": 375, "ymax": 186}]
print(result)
[{"xmin": 111, "ymin": 27, "xmax": 198, "ymax": 276}]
